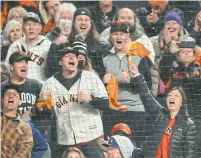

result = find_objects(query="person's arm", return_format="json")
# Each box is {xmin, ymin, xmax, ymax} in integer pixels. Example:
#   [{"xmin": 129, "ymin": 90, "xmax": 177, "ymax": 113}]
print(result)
[
  {"xmin": 5, "ymin": 42, "xmax": 18, "ymax": 66},
  {"xmin": 128, "ymin": 64, "xmax": 164, "ymax": 114},
  {"xmin": 12, "ymin": 126, "xmax": 33, "ymax": 158},
  {"xmin": 45, "ymin": 43, "xmax": 63, "ymax": 78},
  {"xmin": 183, "ymin": 119, "xmax": 197, "ymax": 158},
  {"xmin": 138, "ymin": 56, "xmax": 153, "ymax": 89},
  {"xmin": 132, "ymin": 74, "xmax": 163, "ymax": 114},
  {"xmin": 90, "ymin": 72, "xmax": 110, "ymax": 110},
  {"xmin": 159, "ymin": 51, "xmax": 176, "ymax": 84}
]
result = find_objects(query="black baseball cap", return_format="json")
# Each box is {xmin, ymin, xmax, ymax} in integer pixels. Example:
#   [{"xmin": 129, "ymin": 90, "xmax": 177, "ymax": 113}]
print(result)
[
  {"xmin": 9, "ymin": 51, "xmax": 32, "ymax": 64},
  {"xmin": 110, "ymin": 21, "xmax": 130, "ymax": 33},
  {"xmin": 23, "ymin": 12, "xmax": 41, "ymax": 23},
  {"xmin": 74, "ymin": 8, "xmax": 92, "ymax": 20},
  {"xmin": 59, "ymin": 48, "xmax": 80, "ymax": 60}
]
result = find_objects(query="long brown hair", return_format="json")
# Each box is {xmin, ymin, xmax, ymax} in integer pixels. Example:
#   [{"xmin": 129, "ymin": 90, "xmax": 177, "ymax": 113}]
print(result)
[
  {"xmin": 62, "ymin": 147, "xmax": 85, "ymax": 158},
  {"xmin": 166, "ymin": 86, "xmax": 189, "ymax": 117},
  {"xmin": 68, "ymin": 20, "xmax": 100, "ymax": 43}
]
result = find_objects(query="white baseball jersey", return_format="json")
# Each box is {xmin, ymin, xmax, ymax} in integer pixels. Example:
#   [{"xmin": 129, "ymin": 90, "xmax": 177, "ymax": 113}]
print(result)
[
  {"xmin": 5, "ymin": 36, "xmax": 52, "ymax": 82},
  {"xmin": 40, "ymin": 70, "xmax": 108, "ymax": 145}
]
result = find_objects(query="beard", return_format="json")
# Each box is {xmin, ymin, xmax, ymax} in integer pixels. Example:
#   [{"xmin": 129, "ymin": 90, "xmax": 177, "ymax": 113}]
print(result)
[{"xmin": 127, "ymin": 23, "xmax": 135, "ymax": 34}]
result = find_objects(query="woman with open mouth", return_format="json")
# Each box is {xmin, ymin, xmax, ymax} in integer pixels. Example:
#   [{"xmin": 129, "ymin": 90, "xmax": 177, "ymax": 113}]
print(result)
[{"xmin": 128, "ymin": 63, "xmax": 197, "ymax": 158}]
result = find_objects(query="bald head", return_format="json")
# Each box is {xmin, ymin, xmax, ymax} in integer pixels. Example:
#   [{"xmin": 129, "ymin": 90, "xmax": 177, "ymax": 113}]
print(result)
[{"xmin": 118, "ymin": 8, "xmax": 135, "ymax": 27}]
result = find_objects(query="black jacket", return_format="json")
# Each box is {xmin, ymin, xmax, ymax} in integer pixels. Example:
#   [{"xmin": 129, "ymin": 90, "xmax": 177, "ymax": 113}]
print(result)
[
  {"xmin": 160, "ymin": 54, "xmax": 201, "ymax": 119},
  {"xmin": 89, "ymin": 4, "xmax": 118, "ymax": 34},
  {"xmin": 136, "ymin": 4, "xmax": 183, "ymax": 37},
  {"xmin": 132, "ymin": 75, "xmax": 197, "ymax": 158}
]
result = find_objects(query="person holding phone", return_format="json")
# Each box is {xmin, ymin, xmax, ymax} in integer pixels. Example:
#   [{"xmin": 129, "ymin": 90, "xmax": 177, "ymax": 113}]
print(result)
[
  {"xmin": 136, "ymin": 0, "xmax": 183, "ymax": 37},
  {"xmin": 45, "ymin": 3, "xmax": 77, "ymax": 43}
]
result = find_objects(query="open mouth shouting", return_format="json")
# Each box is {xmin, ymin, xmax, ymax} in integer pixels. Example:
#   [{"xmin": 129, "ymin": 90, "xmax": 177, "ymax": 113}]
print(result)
[
  {"xmin": 67, "ymin": 60, "xmax": 77, "ymax": 69},
  {"xmin": 8, "ymin": 100, "xmax": 14, "ymax": 104},
  {"xmin": 115, "ymin": 40, "xmax": 123, "ymax": 49},
  {"xmin": 169, "ymin": 99, "xmax": 175, "ymax": 107}
]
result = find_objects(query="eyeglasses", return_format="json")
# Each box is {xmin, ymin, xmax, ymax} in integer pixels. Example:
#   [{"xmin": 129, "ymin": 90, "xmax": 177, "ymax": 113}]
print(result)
[
  {"xmin": 11, "ymin": 16, "xmax": 22, "ymax": 20},
  {"xmin": 4, "ymin": 92, "xmax": 20, "ymax": 97}
]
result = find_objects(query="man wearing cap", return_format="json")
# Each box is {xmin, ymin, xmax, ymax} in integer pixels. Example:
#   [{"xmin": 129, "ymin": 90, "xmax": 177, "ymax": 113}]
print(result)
[
  {"xmin": 45, "ymin": 38, "xmax": 88, "ymax": 78},
  {"xmin": 136, "ymin": 0, "xmax": 183, "ymax": 37},
  {"xmin": 102, "ymin": 21, "xmax": 152, "ymax": 147},
  {"xmin": 39, "ymin": 48, "xmax": 109, "ymax": 157},
  {"xmin": 105, "ymin": 135, "xmax": 134, "ymax": 158},
  {"xmin": 2, "ymin": 51, "xmax": 42, "ymax": 117},
  {"xmin": 5, "ymin": 12, "xmax": 52, "ymax": 82},
  {"xmin": 1, "ymin": 84, "xmax": 33, "ymax": 158}
]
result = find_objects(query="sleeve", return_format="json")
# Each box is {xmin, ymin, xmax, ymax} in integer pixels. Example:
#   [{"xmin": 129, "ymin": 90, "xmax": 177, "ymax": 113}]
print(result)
[
  {"xmin": 183, "ymin": 120, "xmax": 197, "ymax": 158},
  {"xmin": 131, "ymin": 74, "xmax": 163, "ymax": 114},
  {"xmin": 13, "ymin": 126, "xmax": 33, "ymax": 158},
  {"xmin": 90, "ymin": 72, "xmax": 110, "ymax": 110},
  {"xmin": 45, "ymin": 43, "xmax": 61, "ymax": 78},
  {"xmin": 159, "ymin": 51, "xmax": 176, "ymax": 84},
  {"xmin": 5, "ymin": 42, "xmax": 18, "ymax": 66},
  {"xmin": 138, "ymin": 57, "xmax": 153, "ymax": 89}
]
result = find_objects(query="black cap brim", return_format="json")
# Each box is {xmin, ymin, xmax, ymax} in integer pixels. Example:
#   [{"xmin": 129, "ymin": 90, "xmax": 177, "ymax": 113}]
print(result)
[
  {"xmin": 15, "ymin": 56, "xmax": 32, "ymax": 63},
  {"xmin": 59, "ymin": 49, "xmax": 80, "ymax": 60}
]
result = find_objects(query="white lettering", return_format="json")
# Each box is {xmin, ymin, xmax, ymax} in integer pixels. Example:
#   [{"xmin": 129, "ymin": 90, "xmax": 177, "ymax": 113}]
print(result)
[
  {"xmin": 21, "ymin": 93, "xmax": 26, "ymax": 103},
  {"xmin": 27, "ymin": 93, "xmax": 31, "ymax": 103},
  {"xmin": 31, "ymin": 94, "xmax": 36, "ymax": 104}
]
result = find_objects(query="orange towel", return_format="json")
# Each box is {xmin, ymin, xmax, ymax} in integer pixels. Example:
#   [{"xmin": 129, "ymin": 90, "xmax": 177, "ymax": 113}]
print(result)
[
  {"xmin": 0, "ymin": 1, "xmax": 8, "ymax": 30},
  {"xmin": 18, "ymin": 0, "xmax": 38, "ymax": 9},
  {"xmin": 106, "ymin": 75, "xmax": 128, "ymax": 112},
  {"xmin": 126, "ymin": 41, "xmax": 150, "ymax": 57},
  {"xmin": 196, "ymin": 54, "xmax": 201, "ymax": 68},
  {"xmin": 37, "ymin": 95, "xmax": 53, "ymax": 111},
  {"xmin": 43, "ymin": 19, "xmax": 56, "ymax": 34}
]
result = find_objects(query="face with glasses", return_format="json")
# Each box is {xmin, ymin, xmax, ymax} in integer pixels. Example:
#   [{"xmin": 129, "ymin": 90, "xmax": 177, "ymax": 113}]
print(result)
[
  {"xmin": 10, "ymin": 10, "xmax": 23, "ymax": 25},
  {"xmin": 3, "ymin": 89, "xmax": 21, "ymax": 112}
]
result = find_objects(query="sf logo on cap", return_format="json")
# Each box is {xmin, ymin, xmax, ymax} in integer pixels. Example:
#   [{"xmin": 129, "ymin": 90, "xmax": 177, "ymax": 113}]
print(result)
[{"xmin": 81, "ymin": 11, "xmax": 85, "ymax": 14}]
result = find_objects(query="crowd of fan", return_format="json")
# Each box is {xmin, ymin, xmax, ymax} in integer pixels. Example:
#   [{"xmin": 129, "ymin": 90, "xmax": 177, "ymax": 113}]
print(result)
[{"xmin": 1, "ymin": 0, "xmax": 201, "ymax": 158}]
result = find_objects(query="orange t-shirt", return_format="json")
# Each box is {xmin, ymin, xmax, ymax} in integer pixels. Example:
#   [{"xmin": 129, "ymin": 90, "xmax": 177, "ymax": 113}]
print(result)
[{"xmin": 156, "ymin": 118, "xmax": 176, "ymax": 158}]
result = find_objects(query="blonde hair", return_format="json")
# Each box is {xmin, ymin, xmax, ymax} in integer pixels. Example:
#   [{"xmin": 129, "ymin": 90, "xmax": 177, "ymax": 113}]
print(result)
[
  {"xmin": 62, "ymin": 147, "xmax": 85, "ymax": 158},
  {"xmin": 7, "ymin": 6, "xmax": 27, "ymax": 21},
  {"xmin": 55, "ymin": 3, "xmax": 77, "ymax": 23},
  {"xmin": 2, "ymin": 19, "xmax": 22, "ymax": 46}
]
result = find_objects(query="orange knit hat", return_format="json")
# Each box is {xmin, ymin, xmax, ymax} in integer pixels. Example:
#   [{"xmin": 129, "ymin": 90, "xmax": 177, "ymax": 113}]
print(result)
[{"xmin": 148, "ymin": 0, "xmax": 168, "ymax": 9}]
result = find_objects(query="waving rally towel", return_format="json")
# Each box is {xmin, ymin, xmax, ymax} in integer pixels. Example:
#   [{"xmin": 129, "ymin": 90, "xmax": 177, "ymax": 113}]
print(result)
[
  {"xmin": 106, "ymin": 41, "xmax": 150, "ymax": 112},
  {"xmin": 106, "ymin": 75, "xmax": 128, "ymax": 112},
  {"xmin": 126, "ymin": 41, "xmax": 151, "ymax": 64},
  {"xmin": 36, "ymin": 95, "xmax": 53, "ymax": 111}
]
